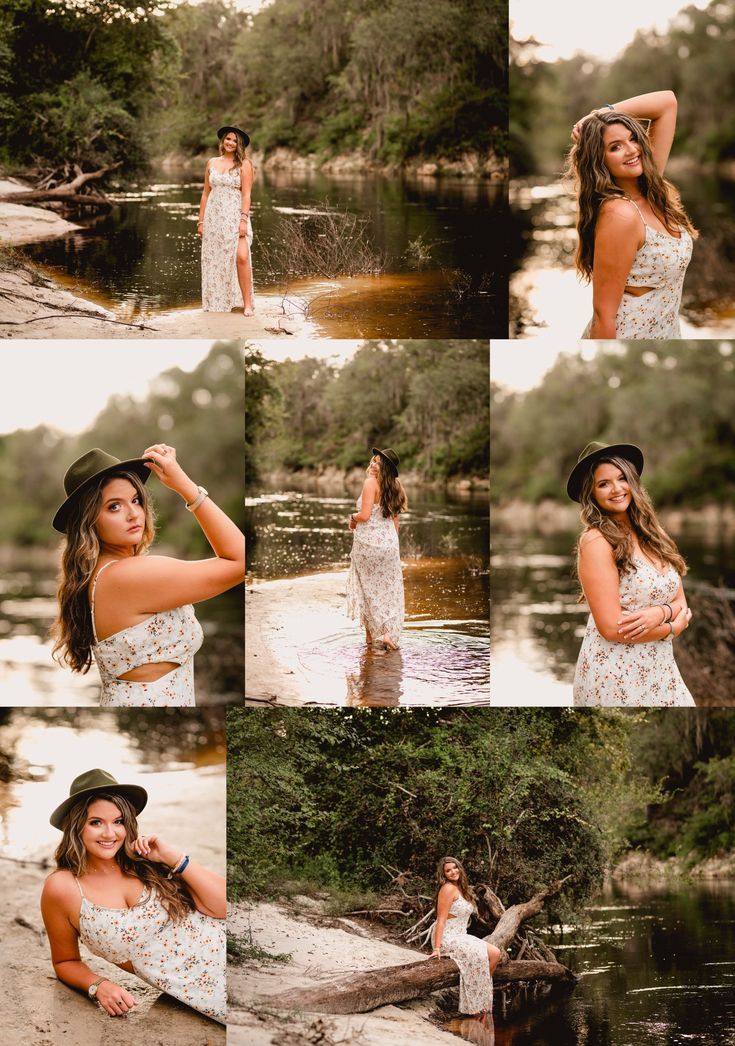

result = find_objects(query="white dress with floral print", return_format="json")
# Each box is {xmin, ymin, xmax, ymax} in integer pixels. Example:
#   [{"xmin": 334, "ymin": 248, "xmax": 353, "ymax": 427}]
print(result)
[
  {"xmin": 573, "ymin": 555, "xmax": 695, "ymax": 706},
  {"xmin": 431, "ymin": 894, "xmax": 493, "ymax": 1014},
  {"xmin": 346, "ymin": 494, "xmax": 404, "ymax": 645},
  {"xmin": 76, "ymin": 878, "xmax": 225, "ymax": 1023},
  {"xmin": 201, "ymin": 164, "xmax": 253, "ymax": 312},
  {"xmin": 583, "ymin": 198, "xmax": 692, "ymax": 339},
  {"xmin": 90, "ymin": 561, "xmax": 203, "ymax": 707}
]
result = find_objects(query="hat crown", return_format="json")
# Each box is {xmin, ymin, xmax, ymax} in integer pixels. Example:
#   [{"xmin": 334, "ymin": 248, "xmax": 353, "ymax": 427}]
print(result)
[
  {"xmin": 577, "ymin": 441, "xmax": 607, "ymax": 464},
  {"xmin": 63, "ymin": 449, "xmax": 121, "ymax": 497},
  {"xmin": 68, "ymin": 768, "xmax": 120, "ymax": 796}
]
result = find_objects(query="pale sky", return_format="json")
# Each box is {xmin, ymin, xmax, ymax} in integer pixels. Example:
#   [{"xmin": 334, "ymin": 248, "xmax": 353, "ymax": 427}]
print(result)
[
  {"xmin": 491, "ymin": 341, "xmax": 603, "ymax": 393},
  {"xmin": 247, "ymin": 338, "xmax": 361, "ymax": 365},
  {"xmin": 1, "ymin": 342, "xmax": 216, "ymax": 435},
  {"xmin": 511, "ymin": 0, "xmax": 713, "ymax": 62}
]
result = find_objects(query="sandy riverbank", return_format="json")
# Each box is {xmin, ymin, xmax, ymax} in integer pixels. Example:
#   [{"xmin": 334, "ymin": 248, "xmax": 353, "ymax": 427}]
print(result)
[
  {"xmin": 228, "ymin": 898, "xmax": 456, "ymax": 1046},
  {"xmin": 0, "ymin": 766, "xmax": 226, "ymax": 1046}
]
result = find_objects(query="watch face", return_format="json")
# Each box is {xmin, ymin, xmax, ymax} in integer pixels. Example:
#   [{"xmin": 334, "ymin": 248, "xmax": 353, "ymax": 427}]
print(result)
[{"xmin": 89, "ymin": 984, "xmax": 98, "ymax": 998}]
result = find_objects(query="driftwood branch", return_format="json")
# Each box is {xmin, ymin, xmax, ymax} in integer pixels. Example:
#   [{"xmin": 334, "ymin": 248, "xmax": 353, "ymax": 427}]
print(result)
[
  {"xmin": 0, "ymin": 163, "xmax": 121, "ymax": 209},
  {"xmin": 263, "ymin": 877, "xmax": 575, "ymax": 1014}
]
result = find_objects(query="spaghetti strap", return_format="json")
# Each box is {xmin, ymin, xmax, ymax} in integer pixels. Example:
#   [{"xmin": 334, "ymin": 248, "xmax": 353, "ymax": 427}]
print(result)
[
  {"xmin": 89, "ymin": 561, "xmax": 118, "ymax": 644},
  {"xmin": 624, "ymin": 195, "xmax": 647, "ymax": 226},
  {"xmin": 74, "ymin": 876, "xmax": 85, "ymax": 899}
]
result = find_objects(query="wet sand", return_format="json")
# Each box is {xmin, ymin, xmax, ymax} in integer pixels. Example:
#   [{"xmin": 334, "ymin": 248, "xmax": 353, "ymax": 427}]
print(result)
[
  {"xmin": 228, "ymin": 899, "xmax": 454, "ymax": 1046},
  {"xmin": 0, "ymin": 766, "xmax": 226, "ymax": 1046},
  {"xmin": 245, "ymin": 565, "xmax": 490, "ymax": 706}
]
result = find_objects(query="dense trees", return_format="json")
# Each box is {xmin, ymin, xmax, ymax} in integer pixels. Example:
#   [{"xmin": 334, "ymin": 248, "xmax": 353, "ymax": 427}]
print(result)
[
  {"xmin": 491, "ymin": 342, "xmax": 735, "ymax": 505},
  {"xmin": 227, "ymin": 708, "xmax": 649, "ymax": 913},
  {"xmin": 1, "ymin": 0, "xmax": 505, "ymax": 173},
  {"xmin": 512, "ymin": 0, "xmax": 735, "ymax": 175},
  {"xmin": 246, "ymin": 340, "xmax": 490, "ymax": 483}
]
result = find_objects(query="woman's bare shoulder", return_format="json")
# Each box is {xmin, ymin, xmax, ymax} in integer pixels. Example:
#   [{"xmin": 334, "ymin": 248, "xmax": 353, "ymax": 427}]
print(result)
[
  {"xmin": 598, "ymin": 196, "xmax": 642, "ymax": 227},
  {"xmin": 579, "ymin": 528, "xmax": 613, "ymax": 556},
  {"xmin": 42, "ymin": 868, "xmax": 77, "ymax": 902},
  {"xmin": 438, "ymin": 882, "xmax": 458, "ymax": 897}
]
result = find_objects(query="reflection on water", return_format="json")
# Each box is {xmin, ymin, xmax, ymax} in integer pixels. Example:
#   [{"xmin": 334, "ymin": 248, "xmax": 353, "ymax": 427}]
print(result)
[
  {"xmin": 491, "ymin": 523, "xmax": 735, "ymax": 704},
  {"xmin": 483, "ymin": 879, "xmax": 735, "ymax": 1046},
  {"xmin": 0, "ymin": 708, "xmax": 225, "ymax": 860},
  {"xmin": 246, "ymin": 488, "xmax": 489, "ymax": 705},
  {"xmin": 443, "ymin": 1013, "xmax": 495, "ymax": 1044},
  {"xmin": 0, "ymin": 556, "xmax": 242, "ymax": 705},
  {"xmin": 510, "ymin": 173, "xmax": 735, "ymax": 338},
  {"xmin": 21, "ymin": 171, "xmax": 507, "ymax": 336}
]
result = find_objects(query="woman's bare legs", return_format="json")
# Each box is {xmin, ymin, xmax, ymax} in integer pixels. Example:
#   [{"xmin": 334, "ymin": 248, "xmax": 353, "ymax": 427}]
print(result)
[
  {"xmin": 487, "ymin": 942, "xmax": 501, "ymax": 974},
  {"xmin": 236, "ymin": 236, "xmax": 254, "ymax": 316}
]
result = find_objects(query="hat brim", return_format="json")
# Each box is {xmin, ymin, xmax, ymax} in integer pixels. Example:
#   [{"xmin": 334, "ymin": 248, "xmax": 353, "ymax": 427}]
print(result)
[
  {"xmin": 53, "ymin": 457, "xmax": 152, "ymax": 533},
  {"xmin": 217, "ymin": 126, "xmax": 250, "ymax": 148},
  {"xmin": 371, "ymin": 447, "xmax": 399, "ymax": 475},
  {"xmin": 566, "ymin": 443, "xmax": 644, "ymax": 503},
  {"xmin": 50, "ymin": 783, "xmax": 148, "ymax": 831}
]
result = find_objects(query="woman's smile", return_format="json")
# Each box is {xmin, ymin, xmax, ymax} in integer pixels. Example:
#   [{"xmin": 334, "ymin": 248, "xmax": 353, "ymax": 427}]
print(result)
[{"xmin": 593, "ymin": 462, "xmax": 632, "ymax": 515}]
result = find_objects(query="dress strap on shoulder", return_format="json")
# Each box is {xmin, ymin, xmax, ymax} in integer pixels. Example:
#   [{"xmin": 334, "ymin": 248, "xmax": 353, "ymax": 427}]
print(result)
[
  {"xmin": 89, "ymin": 560, "xmax": 118, "ymax": 644},
  {"xmin": 624, "ymin": 195, "xmax": 647, "ymax": 226},
  {"xmin": 74, "ymin": 876, "xmax": 86, "ymax": 899}
]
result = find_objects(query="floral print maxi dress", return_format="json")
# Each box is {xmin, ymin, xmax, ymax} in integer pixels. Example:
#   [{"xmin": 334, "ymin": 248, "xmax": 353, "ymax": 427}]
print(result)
[
  {"xmin": 573, "ymin": 556, "xmax": 695, "ymax": 706},
  {"xmin": 582, "ymin": 197, "xmax": 692, "ymax": 339},
  {"xmin": 201, "ymin": 165, "xmax": 253, "ymax": 312},
  {"xmin": 346, "ymin": 495, "xmax": 404, "ymax": 645},
  {"xmin": 431, "ymin": 895, "xmax": 493, "ymax": 1014},
  {"xmin": 76, "ymin": 878, "xmax": 226, "ymax": 1023}
]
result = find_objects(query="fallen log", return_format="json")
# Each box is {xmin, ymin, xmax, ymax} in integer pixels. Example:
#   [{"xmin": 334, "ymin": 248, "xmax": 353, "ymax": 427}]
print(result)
[
  {"xmin": 0, "ymin": 164, "xmax": 121, "ymax": 209},
  {"xmin": 262, "ymin": 877, "xmax": 576, "ymax": 1014}
]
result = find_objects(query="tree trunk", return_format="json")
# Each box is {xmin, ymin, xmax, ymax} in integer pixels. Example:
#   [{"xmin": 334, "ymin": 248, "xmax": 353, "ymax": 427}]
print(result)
[
  {"xmin": 0, "ymin": 164, "xmax": 121, "ymax": 209},
  {"xmin": 261, "ymin": 878, "xmax": 576, "ymax": 1015}
]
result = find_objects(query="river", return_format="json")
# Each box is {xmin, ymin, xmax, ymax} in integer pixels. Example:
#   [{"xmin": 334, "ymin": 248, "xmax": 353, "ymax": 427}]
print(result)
[
  {"xmin": 20, "ymin": 169, "xmax": 506, "ymax": 338},
  {"xmin": 245, "ymin": 484, "xmax": 490, "ymax": 705},
  {"xmin": 491, "ymin": 521, "xmax": 735, "ymax": 705},
  {"xmin": 510, "ymin": 171, "xmax": 735, "ymax": 339},
  {"xmin": 443, "ymin": 877, "xmax": 735, "ymax": 1046}
]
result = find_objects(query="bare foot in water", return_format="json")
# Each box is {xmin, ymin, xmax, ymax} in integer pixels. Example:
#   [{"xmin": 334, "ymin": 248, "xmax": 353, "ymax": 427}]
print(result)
[
  {"xmin": 243, "ymin": 305, "xmax": 255, "ymax": 317},
  {"xmin": 376, "ymin": 634, "xmax": 399, "ymax": 651}
]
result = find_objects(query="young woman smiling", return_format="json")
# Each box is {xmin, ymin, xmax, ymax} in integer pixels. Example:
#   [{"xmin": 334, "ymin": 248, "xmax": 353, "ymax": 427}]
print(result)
[
  {"xmin": 567, "ymin": 442, "xmax": 694, "ymax": 705},
  {"xmin": 567, "ymin": 90, "xmax": 697, "ymax": 338}
]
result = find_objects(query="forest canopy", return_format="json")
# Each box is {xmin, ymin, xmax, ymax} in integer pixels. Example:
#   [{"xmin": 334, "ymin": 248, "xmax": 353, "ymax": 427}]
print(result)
[
  {"xmin": 491, "ymin": 342, "xmax": 735, "ymax": 505},
  {"xmin": 245, "ymin": 340, "xmax": 490, "ymax": 483},
  {"xmin": 0, "ymin": 0, "xmax": 507, "ymax": 172}
]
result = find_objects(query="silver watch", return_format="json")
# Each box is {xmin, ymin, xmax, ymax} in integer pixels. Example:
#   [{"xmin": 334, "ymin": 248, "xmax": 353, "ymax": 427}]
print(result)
[
  {"xmin": 185, "ymin": 485, "xmax": 209, "ymax": 512},
  {"xmin": 88, "ymin": 977, "xmax": 106, "ymax": 999}
]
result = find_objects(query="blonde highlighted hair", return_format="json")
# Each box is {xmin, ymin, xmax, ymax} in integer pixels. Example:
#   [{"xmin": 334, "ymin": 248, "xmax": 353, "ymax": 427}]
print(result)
[
  {"xmin": 565, "ymin": 111, "xmax": 697, "ymax": 282},
  {"xmin": 433, "ymin": 855, "xmax": 476, "ymax": 911},
  {"xmin": 51, "ymin": 470, "xmax": 155, "ymax": 673}
]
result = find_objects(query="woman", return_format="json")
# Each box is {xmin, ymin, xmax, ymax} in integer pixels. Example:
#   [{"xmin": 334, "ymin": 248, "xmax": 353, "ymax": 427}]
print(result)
[
  {"xmin": 198, "ymin": 125, "xmax": 254, "ymax": 316},
  {"xmin": 40, "ymin": 768, "xmax": 225, "ymax": 1023},
  {"xmin": 346, "ymin": 448, "xmax": 407, "ymax": 651},
  {"xmin": 567, "ymin": 90, "xmax": 696, "ymax": 338},
  {"xmin": 429, "ymin": 856, "xmax": 499, "ymax": 1016},
  {"xmin": 568, "ymin": 441, "xmax": 694, "ymax": 705},
  {"xmin": 51, "ymin": 445, "xmax": 245, "ymax": 706}
]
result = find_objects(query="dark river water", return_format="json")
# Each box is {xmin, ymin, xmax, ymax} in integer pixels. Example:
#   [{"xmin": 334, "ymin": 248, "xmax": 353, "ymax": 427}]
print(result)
[
  {"xmin": 444, "ymin": 878, "xmax": 735, "ymax": 1046},
  {"xmin": 21, "ymin": 169, "xmax": 507, "ymax": 337},
  {"xmin": 491, "ymin": 522, "xmax": 735, "ymax": 705},
  {"xmin": 510, "ymin": 171, "xmax": 735, "ymax": 338},
  {"xmin": 0, "ymin": 553, "xmax": 243, "ymax": 705}
]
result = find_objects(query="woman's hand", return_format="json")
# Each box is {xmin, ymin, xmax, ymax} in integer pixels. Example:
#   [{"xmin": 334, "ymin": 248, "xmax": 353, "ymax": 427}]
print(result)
[
  {"xmin": 142, "ymin": 444, "xmax": 198, "ymax": 503},
  {"xmin": 197, "ymin": 220, "xmax": 204, "ymax": 237},
  {"xmin": 571, "ymin": 109, "xmax": 605, "ymax": 142},
  {"xmin": 617, "ymin": 604, "xmax": 669, "ymax": 641},
  {"xmin": 429, "ymin": 948, "xmax": 441, "ymax": 959},
  {"xmin": 239, "ymin": 217, "xmax": 248, "ymax": 239},
  {"xmin": 673, "ymin": 607, "xmax": 692, "ymax": 637},
  {"xmin": 348, "ymin": 516, "xmax": 357, "ymax": 531},
  {"xmin": 131, "ymin": 833, "xmax": 182, "ymax": 869},
  {"xmin": 94, "ymin": 979, "xmax": 138, "ymax": 1017}
]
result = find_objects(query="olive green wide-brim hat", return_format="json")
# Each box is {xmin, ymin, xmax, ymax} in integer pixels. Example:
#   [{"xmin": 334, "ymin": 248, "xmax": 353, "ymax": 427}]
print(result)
[
  {"xmin": 52, "ymin": 448, "xmax": 152, "ymax": 533},
  {"xmin": 372, "ymin": 447, "xmax": 400, "ymax": 476},
  {"xmin": 50, "ymin": 768, "xmax": 148, "ymax": 830},
  {"xmin": 566, "ymin": 441, "xmax": 644, "ymax": 503}
]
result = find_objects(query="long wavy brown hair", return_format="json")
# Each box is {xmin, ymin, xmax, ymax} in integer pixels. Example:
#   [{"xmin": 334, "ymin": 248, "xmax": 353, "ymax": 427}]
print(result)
[
  {"xmin": 433, "ymin": 855, "xmax": 476, "ymax": 911},
  {"xmin": 55, "ymin": 791, "xmax": 195, "ymax": 923},
  {"xmin": 576, "ymin": 455, "xmax": 687, "ymax": 587},
  {"xmin": 373, "ymin": 455, "xmax": 408, "ymax": 519},
  {"xmin": 566, "ymin": 111, "xmax": 697, "ymax": 282},
  {"xmin": 51, "ymin": 471, "xmax": 155, "ymax": 673}
]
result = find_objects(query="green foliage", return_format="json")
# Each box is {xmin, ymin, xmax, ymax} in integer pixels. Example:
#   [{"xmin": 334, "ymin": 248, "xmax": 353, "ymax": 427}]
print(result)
[
  {"xmin": 512, "ymin": 0, "xmax": 735, "ymax": 173},
  {"xmin": 246, "ymin": 340, "xmax": 489, "ymax": 482},
  {"xmin": 227, "ymin": 708, "xmax": 648, "ymax": 919},
  {"xmin": 492, "ymin": 342, "xmax": 735, "ymax": 507},
  {"xmin": 227, "ymin": 931, "xmax": 291, "ymax": 965}
]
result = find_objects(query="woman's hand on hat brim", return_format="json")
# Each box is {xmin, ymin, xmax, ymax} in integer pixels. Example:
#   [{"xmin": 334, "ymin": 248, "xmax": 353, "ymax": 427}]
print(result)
[{"xmin": 131, "ymin": 832, "xmax": 179, "ymax": 867}]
